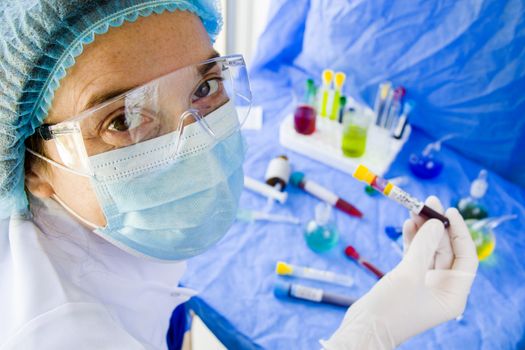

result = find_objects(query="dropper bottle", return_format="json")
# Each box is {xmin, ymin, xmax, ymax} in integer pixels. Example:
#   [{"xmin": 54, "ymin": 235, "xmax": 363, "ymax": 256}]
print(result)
[
  {"xmin": 457, "ymin": 170, "xmax": 489, "ymax": 220},
  {"xmin": 304, "ymin": 202, "xmax": 339, "ymax": 253}
]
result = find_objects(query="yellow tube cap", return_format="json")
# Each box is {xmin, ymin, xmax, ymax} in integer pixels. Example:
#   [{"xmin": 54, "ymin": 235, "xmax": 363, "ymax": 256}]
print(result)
[
  {"xmin": 322, "ymin": 69, "xmax": 334, "ymax": 84},
  {"xmin": 353, "ymin": 164, "xmax": 376, "ymax": 185},
  {"xmin": 335, "ymin": 72, "xmax": 346, "ymax": 88},
  {"xmin": 276, "ymin": 261, "xmax": 293, "ymax": 275}
]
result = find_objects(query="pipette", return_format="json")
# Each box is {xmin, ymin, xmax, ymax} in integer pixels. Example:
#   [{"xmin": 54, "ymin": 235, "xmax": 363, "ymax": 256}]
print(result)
[
  {"xmin": 289, "ymin": 171, "xmax": 363, "ymax": 218},
  {"xmin": 276, "ymin": 261, "xmax": 354, "ymax": 287},
  {"xmin": 353, "ymin": 165, "xmax": 450, "ymax": 227},
  {"xmin": 320, "ymin": 69, "xmax": 334, "ymax": 118},
  {"xmin": 274, "ymin": 281, "xmax": 355, "ymax": 308},
  {"xmin": 237, "ymin": 210, "xmax": 300, "ymax": 225}
]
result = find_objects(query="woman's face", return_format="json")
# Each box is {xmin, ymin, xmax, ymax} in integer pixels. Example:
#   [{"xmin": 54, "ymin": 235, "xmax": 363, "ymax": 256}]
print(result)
[{"xmin": 25, "ymin": 11, "xmax": 216, "ymax": 227}]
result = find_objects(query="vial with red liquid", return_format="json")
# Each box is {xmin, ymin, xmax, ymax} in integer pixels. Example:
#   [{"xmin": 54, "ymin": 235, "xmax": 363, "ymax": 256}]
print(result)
[
  {"xmin": 294, "ymin": 104, "xmax": 316, "ymax": 135},
  {"xmin": 293, "ymin": 78, "xmax": 317, "ymax": 135}
]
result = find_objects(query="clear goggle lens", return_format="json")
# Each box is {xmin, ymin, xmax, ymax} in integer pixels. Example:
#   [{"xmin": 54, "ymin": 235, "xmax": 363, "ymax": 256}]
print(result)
[{"xmin": 36, "ymin": 55, "xmax": 251, "ymax": 175}]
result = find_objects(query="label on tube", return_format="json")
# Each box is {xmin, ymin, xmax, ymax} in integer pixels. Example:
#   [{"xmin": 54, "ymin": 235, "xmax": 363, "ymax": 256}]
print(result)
[
  {"xmin": 387, "ymin": 186, "xmax": 424, "ymax": 214},
  {"xmin": 300, "ymin": 267, "xmax": 337, "ymax": 282},
  {"xmin": 290, "ymin": 284, "xmax": 323, "ymax": 302}
]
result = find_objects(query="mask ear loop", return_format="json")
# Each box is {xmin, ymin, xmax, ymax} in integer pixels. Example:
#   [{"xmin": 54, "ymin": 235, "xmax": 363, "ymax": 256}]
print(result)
[
  {"xmin": 175, "ymin": 109, "xmax": 217, "ymax": 155},
  {"xmin": 25, "ymin": 148, "xmax": 100, "ymax": 229},
  {"xmin": 51, "ymin": 193, "xmax": 99, "ymax": 230}
]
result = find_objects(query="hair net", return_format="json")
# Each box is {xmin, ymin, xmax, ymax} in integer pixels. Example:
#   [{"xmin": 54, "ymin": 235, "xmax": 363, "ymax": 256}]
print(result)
[{"xmin": 0, "ymin": 0, "xmax": 222, "ymax": 219}]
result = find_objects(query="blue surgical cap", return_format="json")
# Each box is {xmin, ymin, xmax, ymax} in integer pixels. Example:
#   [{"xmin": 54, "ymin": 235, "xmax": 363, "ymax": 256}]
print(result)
[{"xmin": 0, "ymin": 0, "xmax": 222, "ymax": 218}]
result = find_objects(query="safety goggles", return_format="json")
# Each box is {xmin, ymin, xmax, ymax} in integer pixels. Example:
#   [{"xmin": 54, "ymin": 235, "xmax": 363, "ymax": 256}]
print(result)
[{"xmin": 30, "ymin": 54, "xmax": 251, "ymax": 176}]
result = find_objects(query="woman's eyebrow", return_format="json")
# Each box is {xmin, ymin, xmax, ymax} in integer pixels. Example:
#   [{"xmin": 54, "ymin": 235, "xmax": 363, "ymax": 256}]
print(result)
[
  {"xmin": 82, "ymin": 51, "xmax": 221, "ymax": 113},
  {"xmin": 197, "ymin": 51, "xmax": 221, "ymax": 76},
  {"xmin": 82, "ymin": 86, "xmax": 137, "ymax": 113}
]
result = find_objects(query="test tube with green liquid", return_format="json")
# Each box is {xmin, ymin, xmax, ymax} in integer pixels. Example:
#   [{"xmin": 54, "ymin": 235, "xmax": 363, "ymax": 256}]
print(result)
[{"xmin": 341, "ymin": 108, "xmax": 370, "ymax": 158}]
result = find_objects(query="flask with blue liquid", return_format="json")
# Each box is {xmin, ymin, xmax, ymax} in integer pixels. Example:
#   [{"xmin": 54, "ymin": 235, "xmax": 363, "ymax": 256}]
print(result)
[{"xmin": 304, "ymin": 202, "xmax": 339, "ymax": 252}]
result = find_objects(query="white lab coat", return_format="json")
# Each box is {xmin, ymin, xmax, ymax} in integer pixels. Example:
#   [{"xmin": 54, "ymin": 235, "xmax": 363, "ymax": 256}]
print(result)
[{"xmin": 0, "ymin": 197, "xmax": 196, "ymax": 349}]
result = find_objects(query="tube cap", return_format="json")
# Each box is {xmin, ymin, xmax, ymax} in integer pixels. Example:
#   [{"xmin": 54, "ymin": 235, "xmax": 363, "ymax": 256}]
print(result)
[
  {"xmin": 273, "ymin": 281, "xmax": 291, "ymax": 299},
  {"xmin": 276, "ymin": 261, "xmax": 294, "ymax": 275},
  {"xmin": 353, "ymin": 165, "xmax": 375, "ymax": 185},
  {"xmin": 289, "ymin": 172, "xmax": 305, "ymax": 187}
]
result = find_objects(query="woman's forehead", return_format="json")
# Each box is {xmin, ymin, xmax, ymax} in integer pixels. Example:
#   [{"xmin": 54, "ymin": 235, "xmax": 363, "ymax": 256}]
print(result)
[{"xmin": 48, "ymin": 10, "xmax": 214, "ymax": 123}]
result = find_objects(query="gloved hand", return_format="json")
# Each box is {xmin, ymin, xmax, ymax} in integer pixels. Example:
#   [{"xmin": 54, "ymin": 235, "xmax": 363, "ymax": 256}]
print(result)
[{"xmin": 321, "ymin": 196, "xmax": 478, "ymax": 349}]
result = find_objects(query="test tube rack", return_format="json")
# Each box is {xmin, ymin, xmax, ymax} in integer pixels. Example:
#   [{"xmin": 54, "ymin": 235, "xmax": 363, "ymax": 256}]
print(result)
[{"xmin": 279, "ymin": 99, "xmax": 410, "ymax": 176}]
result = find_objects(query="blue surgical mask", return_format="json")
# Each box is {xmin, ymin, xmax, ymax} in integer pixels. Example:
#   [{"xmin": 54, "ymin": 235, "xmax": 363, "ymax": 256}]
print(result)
[{"xmin": 53, "ymin": 101, "xmax": 246, "ymax": 261}]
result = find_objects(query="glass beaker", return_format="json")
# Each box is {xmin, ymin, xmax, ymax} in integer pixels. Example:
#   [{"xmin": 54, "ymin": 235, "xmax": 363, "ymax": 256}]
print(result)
[{"xmin": 341, "ymin": 107, "xmax": 370, "ymax": 157}]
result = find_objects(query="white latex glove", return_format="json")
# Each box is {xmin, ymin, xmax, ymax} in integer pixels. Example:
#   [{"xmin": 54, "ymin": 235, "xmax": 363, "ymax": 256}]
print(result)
[{"xmin": 321, "ymin": 196, "xmax": 478, "ymax": 349}]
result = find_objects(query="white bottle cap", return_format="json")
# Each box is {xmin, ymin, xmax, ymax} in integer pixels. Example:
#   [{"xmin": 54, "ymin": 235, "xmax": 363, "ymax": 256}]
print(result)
[
  {"xmin": 470, "ymin": 169, "xmax": 488, "ymax": 199},
  {"xmin": 265, "ymin": 156, "xmax": 291, "ymax": 186}
]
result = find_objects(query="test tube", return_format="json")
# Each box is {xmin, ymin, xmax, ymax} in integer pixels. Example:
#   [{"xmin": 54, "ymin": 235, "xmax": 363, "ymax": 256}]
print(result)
[
  {"xmin": 353, "ymin": 165, "xmax": 450, "ymax": 227},
  {"xmin": 374, "ymin": 82, "xmax": 392, "ymax": 126},
  {"xmin": 274, "ymin": 281, "xmax": 355, "ymax": 308},
  {"xmin": 276, "ymin": 261, "xmax": 354, "ymax": 287}
]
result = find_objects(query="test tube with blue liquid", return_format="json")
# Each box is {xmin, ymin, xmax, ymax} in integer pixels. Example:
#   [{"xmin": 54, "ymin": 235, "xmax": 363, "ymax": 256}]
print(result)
[{"xmin": 304, "ymin": 202, "xmax": 339, "ymax": 252}]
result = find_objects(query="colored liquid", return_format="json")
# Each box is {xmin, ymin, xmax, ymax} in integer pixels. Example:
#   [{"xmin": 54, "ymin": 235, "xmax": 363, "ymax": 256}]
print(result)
[
  {"xmin": 304, "ymin": 221, "xmax": 339, "ymax": 253},
  {"xmin": 457, "ymin": 199, "xmax": 488, "ymax": 220},
  {"xmin": 469, "ymin": 228, "xmax": 495, "ymax": 261},
  {"xmin": 294, "ymin": 105, "xmax": 316, "ymax": 135},
  {"xmin": 408, "ymin": 153, "xmax": 443, "ymax": 179},
  {"xmin": 342, "ymin": 125, "xmax": 367, "ymax": 157}
]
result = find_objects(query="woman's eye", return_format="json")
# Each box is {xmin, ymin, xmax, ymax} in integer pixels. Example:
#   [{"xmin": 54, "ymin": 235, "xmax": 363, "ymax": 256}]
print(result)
[
  {"xmin": 107, "ymin": 114, "xmax": 130, "ymax": 132},
  {"xmin": 193, "ymin": 79, "xmax": 220, "ymax": 100}
]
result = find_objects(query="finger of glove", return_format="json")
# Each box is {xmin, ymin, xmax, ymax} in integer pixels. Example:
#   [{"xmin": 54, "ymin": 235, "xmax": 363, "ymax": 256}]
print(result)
[
  {"xmin": 410, "ymin": 196, "xmax": 444, "ymax": 229},
  {"xmin": 408, "ymin": 196, "xmax": 452, "ymax": 269},
  {"xmin": 402, "ymin": 219, "xmax": 417, "ymax": 255},
  {"xmin": 402, "ymin": 219, "xmax": 445, "ymax": 277},
  {"xmin": 447, "ymin": 208, "xmax": 479, "ymax": 273},
  {"xmin": 434, "ymin": 228, "xmax": 454, "ymax": 270}
]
